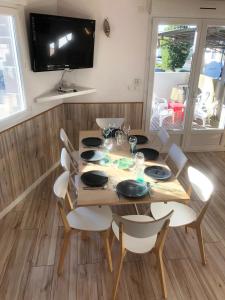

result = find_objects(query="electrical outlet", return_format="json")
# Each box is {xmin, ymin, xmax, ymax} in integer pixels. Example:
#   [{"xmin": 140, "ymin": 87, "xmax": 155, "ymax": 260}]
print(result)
[
  {"xmin": 128, "ymin": 78, "xmax": 142, "ymax": 91},
  {"xmin": 133, "ymin": 78, "xmax": 141, "ymax": 90},
  {"xmin": 134, "ymin": 78, "xmax": 141, "ymax": 85}
]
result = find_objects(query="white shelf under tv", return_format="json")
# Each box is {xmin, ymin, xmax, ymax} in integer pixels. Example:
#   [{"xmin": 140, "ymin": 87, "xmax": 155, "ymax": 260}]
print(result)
[{"xmin": 35, "ymin": 86, "xmax": 96, "ymax": 103}]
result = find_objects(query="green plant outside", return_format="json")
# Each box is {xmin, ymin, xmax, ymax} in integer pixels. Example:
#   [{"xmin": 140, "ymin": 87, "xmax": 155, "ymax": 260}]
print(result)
[{"xmin": 158, "ymin": 26, "xmax": 192, "ymax": 72}]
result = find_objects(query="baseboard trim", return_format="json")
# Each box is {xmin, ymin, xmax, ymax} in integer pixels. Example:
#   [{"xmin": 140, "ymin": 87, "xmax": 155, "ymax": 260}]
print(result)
[{"xmin": 0, "ymin": 161, "xmax": 59, "ymax": 220}]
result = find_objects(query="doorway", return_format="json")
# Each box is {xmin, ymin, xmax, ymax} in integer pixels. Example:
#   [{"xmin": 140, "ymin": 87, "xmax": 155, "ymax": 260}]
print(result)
[{"xmin": 146, "ymin": 18, "xmax": 225, "ymax": 151}]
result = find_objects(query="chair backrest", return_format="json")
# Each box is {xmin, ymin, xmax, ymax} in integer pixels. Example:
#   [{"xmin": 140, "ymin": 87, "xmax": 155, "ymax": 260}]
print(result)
[
  {"xmin": 188, "ymin": 166, "xmax": 213, "ymax": 202},
  {"xmin": 152, "ymin": 96, "xmax": 167, "ymax": 114},
  {"xmin": 60, "ymin": 128, "xmax": 76, "ymax": 153},
  {"xmin": 157, "ymin": 102, "xmax": 168, "ymax": 113},
  {"xmin": 53, "ymin": 170, "xmax": 70, "ymax": 200},
  {"xmin": 154, "ymin": 96, "xmax": 167, "ymax": 105},
  {"xmin": 198, "ymin": 91, "xmax": 210, "ymax": 104},
  {"xmin": 166, "ymin": 143, "xmax": 188, "ymax": 178},
  {"xmin": 157, "ymin": 127, "xmax": 170, "ymax": 148},
  {"xmin": 53, "ymin": 170, "xmax": 78, "ymax": 223},
  {"xmin": 61, "ymin": 148, "xmax": 71, "ymax": 172},
  {"xmin": 113, "ymin": 211, "xmax": 173, "ymax": 239},
  {"xmin": 60, "ymin": 128, "xmax": 78, "ymax": 171},
  {"xmin": 53, "ymin": 171, "xmax": 72, "ymax": 230},
  {"xmin": 60, "ymin": 148, "xmax": 79, "ymax": 198},
  {"xmin": 96, "ymin": 118, "xmax": 124, "ymax": 129},
  {"xmin": 60, "ymin": 128, "xmax": 69, "ymax": 147}
]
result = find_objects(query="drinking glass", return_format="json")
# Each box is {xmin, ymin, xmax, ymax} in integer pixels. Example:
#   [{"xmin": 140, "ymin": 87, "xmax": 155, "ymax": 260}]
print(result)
[
  {"xmin": 104, "ymin": 138, "xmax": 113, "ymax": 152},
  {"xmin": 129, "ymin": 135, "xmax": 137, "ymax": 155},
  {"xmin": 134, "ymin": 152, "xmax": 145, "ymax": 182},
  {"xmin": 103, "ymin": 127, "xmax": 111, "ymax": 139},
  {"xmin": 115, "ymin": 130, "xmax": 125, "ymax": 146},
  {"xmin": 123, "ymin": 123, "xmax": 131, "ymax": 137}
]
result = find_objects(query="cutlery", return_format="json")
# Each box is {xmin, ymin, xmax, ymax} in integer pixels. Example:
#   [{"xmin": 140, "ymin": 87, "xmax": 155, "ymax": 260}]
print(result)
[
  {"xmin": 82, "ymin": 146, "xmax": 100, "ymax": 149},
  {"xmin": 82, "ymin": 162, "xmax": 98, "ymax": 166},
  {"xmin": 82, "ymin": 185, "xmax": 108, "ymax": 190}
]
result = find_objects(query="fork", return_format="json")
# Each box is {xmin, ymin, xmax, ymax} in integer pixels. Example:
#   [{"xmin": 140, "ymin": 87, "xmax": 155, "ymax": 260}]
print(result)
[{"xmin": 82, "ymin": 185, "xmax": 108, "ymax": 190}]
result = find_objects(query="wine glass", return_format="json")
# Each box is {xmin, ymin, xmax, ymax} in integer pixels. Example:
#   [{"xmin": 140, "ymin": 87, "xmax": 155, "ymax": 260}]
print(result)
[
  {"xmin": 123, "ymin": 123, "xmax": 131, "ymax": 137},
  {"xmin": 104, "ymin": 138, "xmax": 113, "ymax": 152},
  {"xmin": 129, "ymin": 135, "xmax": 137, "ymax": 156},
  {"xmin": 115, "ymin": 130, "xmax": 124, "ymax": 146},
  {"xmin": 103, "ymin": 127, "xmax": 111, "ymax": 139},
  {"xmin": 108, "ymin": 122, "xmax": 117, "ymax": 138}
]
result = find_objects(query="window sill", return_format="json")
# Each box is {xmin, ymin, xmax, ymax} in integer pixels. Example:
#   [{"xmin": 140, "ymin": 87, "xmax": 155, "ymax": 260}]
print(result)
[{"xmin": 0, "ymin": 108, "xmax": 30, "ymax": 133}]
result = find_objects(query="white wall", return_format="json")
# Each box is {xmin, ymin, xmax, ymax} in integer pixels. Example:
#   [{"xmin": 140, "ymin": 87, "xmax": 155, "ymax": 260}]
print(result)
[
  {"xmin": 154, "ymin": 72, "xmax": 190, "ymax": 99},
  {"xmin": 58, "ymin": 0, "xmax": 149, "ymax": 103},
  {"xmin": 152, "ymin": 0, "xmax": 225, "ymax": 18}
]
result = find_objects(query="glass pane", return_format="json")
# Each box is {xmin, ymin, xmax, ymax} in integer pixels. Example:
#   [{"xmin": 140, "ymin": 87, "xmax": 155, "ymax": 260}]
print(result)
[
  {"xmin": 150, "ymin": 24, "xmax": 197, "ymax": 131},
  {"xmin": 192, "ymin": 26, "xmax": 225, "ymax": 130},
  {"xmin": 0, "ymin": 15, "xmax": 25, "ymax": 120}
]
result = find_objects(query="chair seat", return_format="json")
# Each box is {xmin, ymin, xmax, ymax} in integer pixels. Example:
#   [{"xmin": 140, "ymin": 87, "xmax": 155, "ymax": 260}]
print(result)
[
  {"xmin": 160, "ymin": 110, "xmax": 173, "ymax": 116},
  {"xmin": 112, "ymin": 215, "xmax": 157, "ymax": 254},
  {"xmin": 67, "ymin": 206, "xmax": 112, "ymax": 231},
  {"xmin": 151, "ymin": 202, "xmax": 197, "ymax": 227}
]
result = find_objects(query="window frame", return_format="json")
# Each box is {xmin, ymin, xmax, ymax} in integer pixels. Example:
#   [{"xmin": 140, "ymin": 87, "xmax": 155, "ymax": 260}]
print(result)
[{"xmin": 0, "ymin": 5, "xmax": 28, "ymax": 127}]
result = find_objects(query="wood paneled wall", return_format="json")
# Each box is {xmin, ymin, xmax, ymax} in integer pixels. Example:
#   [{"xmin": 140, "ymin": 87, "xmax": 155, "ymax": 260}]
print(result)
[
  {"xmin": 64, "ymin": 102, "xmax": 143, "ymax": 148},
  {"xmin": 0, "ymin": 105, "xmax": 63, "ymax": 212},
  {"xmin": 0, "ymin": 101, "xmax": 143, "ymax": 213}
]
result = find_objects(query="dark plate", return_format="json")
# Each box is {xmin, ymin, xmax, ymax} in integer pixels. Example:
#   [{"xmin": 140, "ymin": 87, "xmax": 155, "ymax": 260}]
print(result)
[
  {"xmin": 116, "ymin": 180, "xmax": 149, "ymax": 199},
  {"xmin": 134, "ymin": 148, "xmax": 159, "ymax": 161},
  {"xmin": 80, "ymin": 150, "xmax": 105, "ymax": 162},
  {"xmin": 128, "ymin": 135, "xmax": 148, "ymax": 145},
  {"xmin": 82, "ymin": 137, "xmax": 103, "ymax": 147},
  {"xmin": 103, "ymin": 128, "xmax": 119, "ymax": 138},
  {"xmin": 144, "ymin": 166, "xmax": 172, "ymax": 180},
  {"xmin": 81, "ymin": 170, "xmax": 108, "ymax": 187}
]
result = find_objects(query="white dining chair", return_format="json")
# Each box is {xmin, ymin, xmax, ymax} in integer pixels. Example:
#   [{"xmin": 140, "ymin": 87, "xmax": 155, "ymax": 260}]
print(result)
[
  {"xmin": 165, "ymin": 143, "xmax": 188, "ymax": 178},
  {"xmin": 150, "ymin": 166, "xmax": 213, "ymax": 265},
  {"xmin": 96, "ymin": 118, "xmax": 124, "ymax": 129},
  {"xmin": 157, "ymin": 127, "xmax": 170, "ymax": 152},
  {"xmin": 60, "ymin": 128, "xmax": 79, "ymax": 171},
  {"xmin": 111, "ymin": 211, "xmax": 173, "ymax": 300},
  {"xmin": 61, "ymin": 147, "xmax": 78, "ymax": 174},
  {"xmin": 53, "ymin": 171, "xmax": 113, "ymax": 274},
  {"xmin": 60, "ymin": 147, "xmax": 79, "ymax": 198},
  {"xmin": 151, "ymin": 96, "xmax": 174, "ymax": 128}
]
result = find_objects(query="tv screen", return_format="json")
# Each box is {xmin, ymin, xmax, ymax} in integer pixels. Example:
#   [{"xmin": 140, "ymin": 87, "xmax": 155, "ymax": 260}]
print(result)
[{"xmin": 30, "ymin": 13, "xmax": 95, "ymax": 72}]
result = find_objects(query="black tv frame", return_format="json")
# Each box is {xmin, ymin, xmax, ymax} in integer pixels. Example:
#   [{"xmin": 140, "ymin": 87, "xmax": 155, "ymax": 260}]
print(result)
[{"xmin": 29, "ymin": 13, "xmax": 96, "ymax": 72}]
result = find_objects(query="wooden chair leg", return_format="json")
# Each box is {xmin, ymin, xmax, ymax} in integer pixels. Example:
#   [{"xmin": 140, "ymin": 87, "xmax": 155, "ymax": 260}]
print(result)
[
  {"xmin": 196, "ymin": 225, "xmax": 206, "ymax": 265},
  {"xmin": 113, "ymin": 250, "xmax": 126, "ymax": 300},
  {"xmin": 157, "ymin": 252, "xmax": 167, "ymax": 299},
  {"xmin": 109, "ymin": 227, "xmax": 115, "ymax": 250},
  {"xmin": 185, "ymin": 225, "xmax": 188, "ymax": 234},
  {"xmin": 102, "ymin": 231, "xmax": 113, "ymax": 272},
  {"xmin": 58, "ymin": 230, "xmax": 71, "ymax": 276}
]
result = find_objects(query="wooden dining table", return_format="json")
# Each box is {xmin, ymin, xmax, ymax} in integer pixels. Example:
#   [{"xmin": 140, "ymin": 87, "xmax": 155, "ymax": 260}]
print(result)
[{"xmin": 76, "ymin": 130, "xmax": 190, "ymax": 207}]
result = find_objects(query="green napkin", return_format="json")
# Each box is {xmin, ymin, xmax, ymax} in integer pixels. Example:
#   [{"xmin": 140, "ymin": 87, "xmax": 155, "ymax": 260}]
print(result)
[{"xmin": 114, "ymin": 158, "xmax": 134, "ymax": 170}]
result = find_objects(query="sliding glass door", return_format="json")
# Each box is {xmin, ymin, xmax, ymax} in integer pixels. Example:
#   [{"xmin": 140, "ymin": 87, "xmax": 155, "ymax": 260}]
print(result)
[
  {"xmin": 146, "ymin": 18, "xmax": 225, "ymax": 151},
  {"xmin": 183, "ymin": 21, "xmax": 225, "ymax": 151},
  {"xmin": 149, "ymin": 21, "xmax": 198, "ymax": 133}
]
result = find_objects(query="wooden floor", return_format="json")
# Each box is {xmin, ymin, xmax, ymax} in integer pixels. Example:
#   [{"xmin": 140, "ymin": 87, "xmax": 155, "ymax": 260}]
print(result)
[{"xmin": 1, "ymin": 152, "xmax": 225, "ymax": 300}]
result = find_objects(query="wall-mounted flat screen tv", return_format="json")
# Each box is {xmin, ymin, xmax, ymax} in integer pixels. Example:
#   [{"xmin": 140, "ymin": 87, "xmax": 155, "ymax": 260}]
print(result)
[{"xmin": 30, "ymin": 13, "xmax": 95, "ymax": 72}]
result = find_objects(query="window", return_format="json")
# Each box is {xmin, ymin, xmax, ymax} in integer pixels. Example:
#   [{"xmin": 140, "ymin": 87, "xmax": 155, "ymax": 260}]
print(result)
[{"xmin": 0, "ymin": 13, "xmax": 25, "ymax": 120}]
